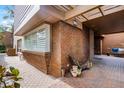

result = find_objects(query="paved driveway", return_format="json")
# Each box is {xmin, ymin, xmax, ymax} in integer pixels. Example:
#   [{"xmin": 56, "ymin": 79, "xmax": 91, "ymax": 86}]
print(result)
[
  {"xmin": 0, "ymin": 53, "xmax": 71, "ymax": 88},
  {"xmin": 0, "ymin": 54, "xmax": 124, "ymax": 88}
]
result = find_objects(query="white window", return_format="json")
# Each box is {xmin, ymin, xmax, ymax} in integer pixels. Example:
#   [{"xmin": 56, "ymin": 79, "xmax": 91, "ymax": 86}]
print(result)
[{"xmin": 24, "ymin": 24, "xmax": 50, "ymax": 52}]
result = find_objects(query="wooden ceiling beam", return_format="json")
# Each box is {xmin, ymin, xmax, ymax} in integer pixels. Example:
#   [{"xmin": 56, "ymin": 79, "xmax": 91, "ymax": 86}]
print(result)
[
  {"xmin": 67, "ymin": 5, "xmax": 74, "ymax": 9},
  {"xmin": 98, "ymin": 7, "xmax": 104, "ymax": 16},
  {"xmin": 55, "ymin": 5, "xmax": 68, "ymax": 12},
  {"xmin": 81, "ymin": 14, "xmax": 88, "ymax": 21},
  {"xmin": 75, "ymin": 17, "xmax": 81, "ymax": 22},
  {"xmin": 61, "ymin": 5, "xmax": 70, "ymax": 11},
  {"xmin": 51, "ymin": 6, "xmax": 65, "ymax": 13},
  {"xmin": 65, "ymin": 5, "xmax": 102, "ymax": 20}
]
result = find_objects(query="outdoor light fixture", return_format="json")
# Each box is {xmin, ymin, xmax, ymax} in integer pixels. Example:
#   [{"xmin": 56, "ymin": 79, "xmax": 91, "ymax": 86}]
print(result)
[
  {"xmin": 73, "ymin": 19, "xmax": 78, "ymax": 27},
  {"xmin": 102, "ymin": 35, "xmax": 105, "ymax": 37}
]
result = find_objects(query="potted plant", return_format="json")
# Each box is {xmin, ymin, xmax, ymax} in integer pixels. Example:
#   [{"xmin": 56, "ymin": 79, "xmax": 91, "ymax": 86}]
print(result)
[
  {"xmin": 70, "ymin": 64, "xmax": 82, "ymax": 77},
  {"xmin": 68, "ymin": 56, "xmax": 82, "ymax": 77}
]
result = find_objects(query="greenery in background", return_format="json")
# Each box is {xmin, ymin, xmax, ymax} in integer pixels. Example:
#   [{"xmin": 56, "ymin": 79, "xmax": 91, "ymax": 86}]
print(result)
[
  {"xmin": 2, "ymin": 6, "xmax": 14, "ymax": 33},
  {"xmin": 0, "ymin": 6, "xmax": 14, "ymax": 49},
  {"xmin": 0, "ymin": 45, "xmax": 6, "ymax": 53},
  {"xmin": 0, "ymin": 32, "xmax": 6, "ymax": 53},
  {"xmin": 0, "ymin": 6, "xmax": 14, "ymax": 33},
  {"xmin": 0, "ymin": 27, "xmax": 3, "ymax": 32},
  {"xmin": 0, "ymin": 65, "xmax": 22, "ymax": 88},
  {"xmin": 3, "ymin": 6, "xmax": 14, "ymax": 20}
]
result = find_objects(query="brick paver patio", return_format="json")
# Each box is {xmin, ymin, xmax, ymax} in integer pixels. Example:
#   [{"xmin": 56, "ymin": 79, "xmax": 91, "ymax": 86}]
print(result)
[
  {"xmin": 0, "ymin": 54, "xmax": 124, "ymax": 88},
  {"xmin": 0, "ymin": 53, "xmax": 71, "ymax": 88}
]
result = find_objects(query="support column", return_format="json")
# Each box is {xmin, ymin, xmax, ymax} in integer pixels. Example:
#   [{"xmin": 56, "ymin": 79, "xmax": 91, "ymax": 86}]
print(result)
[{"xmin": 89, "ymin": 30, "xmax": 94, "ymax": 61}]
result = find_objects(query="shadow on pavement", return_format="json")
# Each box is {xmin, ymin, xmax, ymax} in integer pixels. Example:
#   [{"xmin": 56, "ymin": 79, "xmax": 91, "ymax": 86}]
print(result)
[{"xmin": 0, "ymin": 53, "xmax": 8, "ymax": 66}]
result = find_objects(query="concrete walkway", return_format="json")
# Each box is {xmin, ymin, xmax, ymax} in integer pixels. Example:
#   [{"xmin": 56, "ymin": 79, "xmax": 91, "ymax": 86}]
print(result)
[{"xmin": 0, "ymin": 54, "xmax": 124, "ymax": 88}]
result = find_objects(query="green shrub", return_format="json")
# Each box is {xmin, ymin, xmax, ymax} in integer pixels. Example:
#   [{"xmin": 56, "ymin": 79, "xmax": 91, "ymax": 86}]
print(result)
[
  {"xmin": 0, "ymin": 65, "xmax": 22, "ymax": 88},
  {"xmin": 0, "ymin": 45, "xmax": 6, "ymax": 53}
]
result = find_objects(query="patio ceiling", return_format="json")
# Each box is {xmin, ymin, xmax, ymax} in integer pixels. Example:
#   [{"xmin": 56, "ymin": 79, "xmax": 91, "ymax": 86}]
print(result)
[
  {"xmin": 52, "ymin": 5, "xmax": 77, "ymax": 13},
  {"xmin": 15, "ymin": 5, "xmax": 124, "ymax": 35},
  {"xmin": 62, "ymin": 5, "xmax": 124, "ymax": 22},
  {"xmin": 51, "ymin": 5, "xmax": 124, "ymax": 29},
  {"xmin": 83, "ymin": 10, "xmax": 124, "ymax": 35}
]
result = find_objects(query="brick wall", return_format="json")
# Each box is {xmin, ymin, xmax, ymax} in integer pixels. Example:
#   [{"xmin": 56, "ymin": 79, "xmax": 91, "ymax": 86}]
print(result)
[
  {"xmin": 50, "ymin": 21, "xmax": 89, "ymax": 77},
  {"xmin": 102, "ymin": 32, "xmax": 124, "ymax": 54},
  {"xmin": 50, "ymin": 22, "xmax": 62, "ymax": 77},
  {"xmin": 22, "ymin": 21, "xmax": 90, "ymax": 77},
  {"xmin": 1, "ymin": 32, "xmax": 13, "ymax": 48}
]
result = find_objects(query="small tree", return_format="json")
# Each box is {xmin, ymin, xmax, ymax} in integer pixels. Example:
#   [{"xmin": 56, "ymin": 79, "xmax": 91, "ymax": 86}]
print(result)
[
  {"xmin": 2, "ymin": 6, "xmax": 14, "ymax": 48},
  {"xmin": 3, "ymin": 6, "xmax": 14, "ymax": 32}
]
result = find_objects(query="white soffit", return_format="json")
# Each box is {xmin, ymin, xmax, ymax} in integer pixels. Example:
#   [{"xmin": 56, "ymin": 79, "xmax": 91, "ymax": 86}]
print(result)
[
  {"xmin": 83, "ymin": 8, "xmax": 102, "ymax": 20},
  {"xmin": 101, "ymin": 5, "xmax": 124, "ymax": 15}
]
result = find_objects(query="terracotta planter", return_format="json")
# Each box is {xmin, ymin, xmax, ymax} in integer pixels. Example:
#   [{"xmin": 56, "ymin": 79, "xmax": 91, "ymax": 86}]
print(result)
[{"xmin": 6, "ymin": 48, "xmax": 16, "ymax": 56}]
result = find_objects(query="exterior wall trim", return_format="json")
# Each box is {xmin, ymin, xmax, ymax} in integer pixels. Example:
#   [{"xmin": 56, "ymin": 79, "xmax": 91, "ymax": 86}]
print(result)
[{"xmin": 14, "ymin": 5, "xmax": 40, "ymax": 35}]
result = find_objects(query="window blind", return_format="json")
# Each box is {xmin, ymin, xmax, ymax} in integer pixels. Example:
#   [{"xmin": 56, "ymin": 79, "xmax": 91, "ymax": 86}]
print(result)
[{"xmin": 24, "ymin": 25, "xmax": 50, "ymax": 52}]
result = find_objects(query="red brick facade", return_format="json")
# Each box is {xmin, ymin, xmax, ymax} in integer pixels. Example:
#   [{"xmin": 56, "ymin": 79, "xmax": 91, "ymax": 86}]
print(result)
[
  {"xmin": 50, "ymin": 21, "xmax": 89, "ymax": 77},
  {"xmin": 0, "ymin": 32, "xmax": 13, "ymax": 48}
]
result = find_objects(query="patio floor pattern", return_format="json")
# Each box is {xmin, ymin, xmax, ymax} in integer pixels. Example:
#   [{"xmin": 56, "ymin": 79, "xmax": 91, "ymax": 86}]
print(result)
[{"xmin": 0, "ymin": 54, "xmax": 124, "ymax": 88}]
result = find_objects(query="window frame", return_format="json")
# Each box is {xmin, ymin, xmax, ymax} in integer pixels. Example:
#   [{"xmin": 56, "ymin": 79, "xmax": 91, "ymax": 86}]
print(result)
[{"xmin": 23, "ymin": 23, "xmax": 51, "ymax": 52}]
